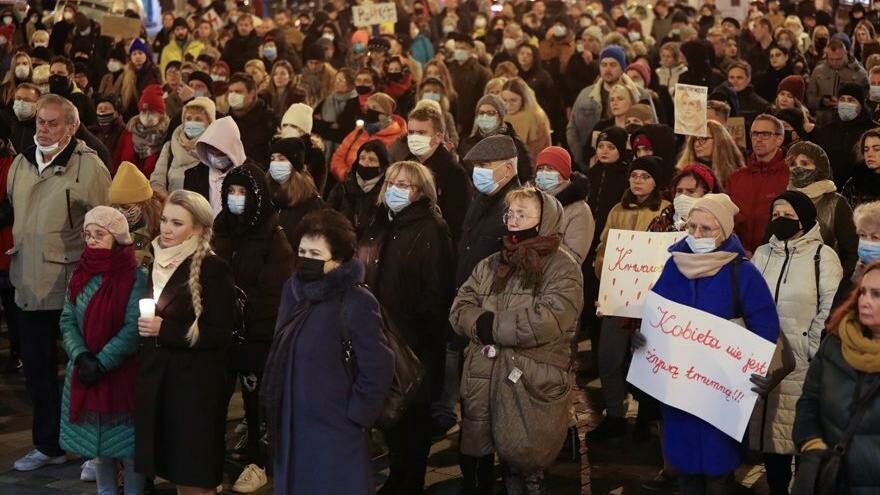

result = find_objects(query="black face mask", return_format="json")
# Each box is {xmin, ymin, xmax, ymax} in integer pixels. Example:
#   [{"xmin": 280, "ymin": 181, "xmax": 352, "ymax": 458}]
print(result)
[
  {"xmin": 815, "ymin": 37, "xmax": 828, "ymax": 52},
  {"xmin": 357, "ymin": 164, "xmax": 381, "ymax": 180},
  {"xmin": 506, "ymin": 226, "xmax": 539, "ymax": 243},
  {"xmin": 769, "ymin": 216, "xmax": 801, "ymax": 241},
  {"xmin": 364, "ymin": 109, "xmax": 382, "ymax": 124},
  {"xmin": 48, "ymin": 74, "xmax": 69, "ymax": 95},
  {"xmin": 296, "ymin": 256, "xmax": 326, "ymax": 281},
  {"xmin": 387, "ymin": 71, "xmax": 404, "ymax": 82},
  {"xmin": 355, "ymin": 85, "xmax": 373, "ymax": 95},
  {"xmin": 96, "ymin": 112, "xmax": 115, "ymax": 126}
]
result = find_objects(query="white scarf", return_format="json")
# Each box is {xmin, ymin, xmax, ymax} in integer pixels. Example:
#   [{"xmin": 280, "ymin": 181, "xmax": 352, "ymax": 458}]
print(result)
[{"xmin": 151, "ymin": 236, "xmax": 200, "ymax": 299}]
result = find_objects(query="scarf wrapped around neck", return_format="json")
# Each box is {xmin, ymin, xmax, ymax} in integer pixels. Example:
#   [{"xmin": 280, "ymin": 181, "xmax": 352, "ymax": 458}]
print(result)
[
  {"xmin": 493, "ymin": 234, "xmax": 560, "ymax": 292},
  {"xmin": 68, "ymin": 245, "xmax": 139, "ymax": 424},
  {"xmin": 671, "ymin": 251, "xmax": 739, "ymax": 279},
  {"xmin": 839, "ymin": 311, "xmax": 880, "ymax": 373},
  {"xmin": 321, "ymin": 90, "xmax": 357, "ymax": 123},
  {"xmin": 129, "ymin": 115, "xmax": 169, "ymax": 159}
]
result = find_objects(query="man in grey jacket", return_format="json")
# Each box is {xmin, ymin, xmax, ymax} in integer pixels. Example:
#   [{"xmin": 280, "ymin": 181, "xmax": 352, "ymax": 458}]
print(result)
[{"xmin": 807, "ymin": 37, "xmax": 868, "ymax": 126}]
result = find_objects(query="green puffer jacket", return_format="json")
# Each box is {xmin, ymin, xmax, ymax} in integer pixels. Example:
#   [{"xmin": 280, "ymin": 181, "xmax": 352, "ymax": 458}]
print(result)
[{"xmin": 59, "ymin": 268, "xmax": 147, "ymax": 459}]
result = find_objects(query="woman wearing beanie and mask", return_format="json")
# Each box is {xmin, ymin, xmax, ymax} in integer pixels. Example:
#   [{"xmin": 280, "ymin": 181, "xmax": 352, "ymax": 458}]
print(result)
[
  {"xmin": 212, "ymin": 162, "xmax": 294, "ymax": 493},
  {"xmin": 151, "ymin": 97, "xmax": 216, "ymax": 195},
  {"xmin": 785, "ymin": 141, "xmax": 859, "ymax": 276},
  {"xmin": 330, "ymin": 92, "xmax": 407, "ymax": 184},
  {"xmin": 269, "ymin": 137, "xmax": 327, "ymax": 249},
  {"xmin": 115, "ymin": 84, "xmax": 170, "ymax": 178},
  {"xmin": 649, "ymin": 164, "xmax": 723, "ymax": 233},
  {"xmin": 814, "ymin": 83, "xmax": 875, "ymax": 187},
  {"xmin": 327, "ymin": 139, "xmax": 389, "ymax": 237},
  {"xmin": 59, "ymin": 206, "xmax": 146, "ymax": 495},
  {"xmin": 450, "ymin": 186, "xmax": 583, "ymax": 494},
  {"xmin": 644, "ymin": 193, "xmax": 780, "ymax": 494},
  {"xmin": 358, "ymin": 161, "xmax": 454, "ymax": 495},
  {"xmin": 588, "ymin": 156, "xmax": 670, "ymax": 441},
  {"xmin": 278, "ymin": 103, "xmax": 329, "ymax": 194},
  {"xmin": 749, "ymin": 190, "xmax": 843, "ymax": 495},
  {"xmin": 459, "ymin": 93, "xmax": 533, "ymax": 183},
  {"xmin": 185, "ymin": 116, "xmax": 251, "ymax": 218},
  {"xmin": 110, "ymin": 162, "xmax": 166, "ymax": 268}
]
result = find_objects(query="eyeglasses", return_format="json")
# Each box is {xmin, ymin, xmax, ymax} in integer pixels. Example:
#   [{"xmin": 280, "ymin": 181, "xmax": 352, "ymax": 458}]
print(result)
[
  {"xmin": 694, "ymin": 136, "xmax": 713, "ymax": 145},
  {"xmin": 82, "ymin": 231, "xmax": 107, "ymax": 243},
  {"xmin": 750, "ymin": 131, "xmax": 782, "ymax": 140},
  {"xmin": 629, "ymin": 172, "xmax": 653, "ymax": 181},
  {"xmin": 386, "ymin": 180, "xmax": 416, "ymax": 190},
  {"xmin": 503, "ymin": 210, "xmax": 538, "ymax": 224},
  {"xmin": 477, "ymin": 110, "xmax": 498, "ymax": 117},
  {"xmin": 685, "ymin": 223, "xmax": 721, "ymax": 236}
]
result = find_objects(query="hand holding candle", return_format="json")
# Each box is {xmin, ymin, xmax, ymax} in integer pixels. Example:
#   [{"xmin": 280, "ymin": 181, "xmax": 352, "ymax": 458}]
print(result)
[{"xmin": 138, "ymin": 299, "xmax": 161, "ymax": 337}]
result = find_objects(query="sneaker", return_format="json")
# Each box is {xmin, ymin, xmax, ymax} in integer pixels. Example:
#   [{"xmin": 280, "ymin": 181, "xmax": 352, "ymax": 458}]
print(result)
[
  {"xmin": 641, "ymin": 469, "xmax": 679, "ymax": 492},
  {"xmin": 13, "ymin": 449, "xmax": 66, "ymax": 471},
  {"xmin": 80, "ymin": 459, "xmax": 96, "ymax": 481},
  {"xmin": 231, "ymin": 464, "xmax": 268, "ymax": 493},
  {"xmin": 585, "ymin": 416, "xmax": 628, "ymax": 442},
  {"xmin": 234, "ymin": 418, "xmax": 248, "ymax": 434}
]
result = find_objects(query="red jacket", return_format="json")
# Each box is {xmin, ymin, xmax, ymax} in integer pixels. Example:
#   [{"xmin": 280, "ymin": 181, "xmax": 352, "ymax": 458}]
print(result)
[
  {"xmin": 726, "ymin": 149, "xmax": 790, "ymax": 255},
  {"xmin": 0, "ymin": 156, "xmax": 14, "ymax": 271},
  {"xmin": 115, "ymin": 129, "xmax": 160, "ymax": 178}
]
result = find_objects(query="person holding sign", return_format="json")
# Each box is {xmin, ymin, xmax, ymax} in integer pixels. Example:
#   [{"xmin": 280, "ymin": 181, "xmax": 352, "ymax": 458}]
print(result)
[{"xmin": 645, "ymin": 193, "xmax": 779, "ymax": 494}]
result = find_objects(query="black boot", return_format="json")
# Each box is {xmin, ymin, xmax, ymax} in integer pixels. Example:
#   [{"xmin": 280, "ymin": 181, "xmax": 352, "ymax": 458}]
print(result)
[
  {"xmin": 586, "ymin": 416, "xmax": 627, "ymax": 442},
  {"xmin": 459, "ymin": 454, "xmax": 479, "ymax": 495}
]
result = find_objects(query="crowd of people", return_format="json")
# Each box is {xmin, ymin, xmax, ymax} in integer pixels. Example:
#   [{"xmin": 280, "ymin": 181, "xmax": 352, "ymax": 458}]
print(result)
[{"xmin": 1, "ymin": 0, "xmax": 880, "ymax": 494}]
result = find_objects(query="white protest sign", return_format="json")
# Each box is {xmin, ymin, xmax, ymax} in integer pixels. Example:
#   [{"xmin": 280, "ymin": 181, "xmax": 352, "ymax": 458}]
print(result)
[
  {"xmin": 627, "ymin": 291, "xmax": 777, "ymax": 441},
  {"xmin": 674, "ymin": 83, "xmax": 708, "ymax": 137},
  {"xmin": 597, "ymin": 230, "xmax": 685, "ymax": 318},
  {"xmin": 352, "ymin": 3, "xmax": 398, "ymax": 27}
]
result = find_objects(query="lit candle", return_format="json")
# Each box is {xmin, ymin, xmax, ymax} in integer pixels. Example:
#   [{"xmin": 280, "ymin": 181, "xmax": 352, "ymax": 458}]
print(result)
[{"xmin": 139, "ymin": 298, "xmax": 156, "ymax": 319}]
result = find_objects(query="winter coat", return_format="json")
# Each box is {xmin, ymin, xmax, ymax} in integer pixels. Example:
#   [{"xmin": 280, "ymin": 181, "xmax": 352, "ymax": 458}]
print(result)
[
  {"xmin": 134, "ymin": 254, "xmax": 235, "ymax": 487},
  {"xmin": 7, "ymin": 139, "xmax": 111, "ymax": 311},
  {"xmin": 87, "ymin": 120, "xmax": 125, "ymax": 168},
  {"xmin": 793, "ymin": 333, "xmax": 880, "ymax": 495},
  {"xmin": 326, "ymin": 172, "xmax": 383, "ymax": 238},
  {"xmin": 12, "ymin": 117, "xmax": 112, "ymax": 170},
  {"xmin": 449, "ymin": 193, "xmax": 584, "ymax": 460},
  {"xmin": 841, "ymin": 162, "xmax": 880, "ymax": 209},
  {"xmin": 272, "ymin": 260, "xmax": 394, "ymax": 495},
  {"xmin": 275, "ymin": 195, "xmax": 326, "ymax": 252},
  {"xmin": 519, "ymin": 64, "xmax": 566, "ymax": 146},
  {"xmin": 756, "ymin": 65, "xmax": 795, "ymax": 102},
  {"xmin": 459, "ymin": 124, "xmax": 533, "ymax": 183},
  {"xmin": 735, "ymin": 86, "xmax": 770, "ymax": 130},
  {"xmin": 594, "ymin": 199, "xmax": 670, "ymax": 280},
  {"xmin": 359, "ymin": 198, "xmax": 455, "ymax": 401},
  {"xmin": 330, "ymin": 115, "xmax": 408, "ymax": 183},
  {"xmin": 131, "ymin": 224, "xmax": 153, "ymax": 268},
  {"xmin": 584, "ymin": 159, "xmax": 631, "ymax": 254},
  {"xmin": 449, "ymin": 57, "xmax": 493, "ymax": 134},
  {"xmin": 749, "ymin": 225, "xmax": 843, "ymax": 454},
  {"xmin": 654, "ymin": 234, "xmax": 780, "ymax": 476},
  {"xmin": 160, "ymin": 38, "xmax": 206, "ymax": 76},
  {"xmin": 150, "ymin": 126, "xmax": 203, "ymax": 194},
  {"xmin": 813, "ymin": 112, "xmax": 875, "ymax": 187},
  {"xmin": 0, "ymin": 156, "xmax": 13, "ymax": 271},
  {"xmin": 656, "ymin": 65, "xmax": 688, "ymax": 94},
  {"xmin": 115, "ymin": 116, "xmax": 168, "ymax": 178},
  {"xmin": 562, "ymin": 54, "xmax": 599, "ymax": 108},
  {"xmin": 807, "ymin": 60, "xmax": 869, "ymax": 126},
  {"xmin": 726, "ymin": 149, "xmax": 790, "ymax": 254},
  {"xmin": 553, "ymin": 173, "xmax": 595, "ymax": 265},
  {"xmin": 792, "ymin": 180, "xmax": 859, "ymax": 277},
  {"xmin": 402, "ymin": 144, "xmax": 472, "ymax": 245},
  {"xmin": 231, "ymin": 99, "xmax": 280, "ymax": 169},
  {"xmin": 222, "ymin": 32, "xmax": 261, "ymax": 73},
  {"xmin": 505, "ymin": 107, "xmax": 552, "ymax": 161},
  {"xmin": 60, "ymin": 269, "xmax": 147, "ymax": 459},
  {"xmin": 313, "ymin": 95, "xmax": 360, "ymax": 144},
  {"xmin": 186, "ymin": 116, "xmax": 249, "ymax": 215}
]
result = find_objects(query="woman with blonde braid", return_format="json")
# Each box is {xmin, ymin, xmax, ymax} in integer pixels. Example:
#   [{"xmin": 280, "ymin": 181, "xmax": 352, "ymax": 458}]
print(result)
[
  {"xmin": 675, "ymin": 119, "xmax": 745, "ymax": 186},
  {"xmin": 135, "ymin": 190, "xmax": 236, "ymax": 494}
]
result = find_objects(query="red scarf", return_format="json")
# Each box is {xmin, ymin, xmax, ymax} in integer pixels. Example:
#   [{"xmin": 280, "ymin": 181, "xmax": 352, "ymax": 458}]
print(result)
[
  {"xmin": 383, "ymin": 73, "xmax": 413, "ymax": 99},
  {"xmin": 493, "ymin": 234, "xmax": 561, "ymax": 292},
  {"xmin": 69, "ymin": 245, "xmax": 139, "ymax": 423}
]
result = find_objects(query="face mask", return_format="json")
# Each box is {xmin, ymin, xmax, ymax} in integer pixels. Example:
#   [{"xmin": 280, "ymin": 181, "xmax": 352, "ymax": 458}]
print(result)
[
  {"xmin": 211, "ymin": 74, "xmax": 227, "ymax": 82},
  {"xmin": 628, "ymin": 31, "xmax": 641, "ymax": 42},
  {"xmin": 453, "ymin": 49, "xmax": 469, "ymax": 62},
  {"xmin": 671, "ymin": 28, "xmax": 680, "ymax": 37},
  {"xmin": 778, "ymin": 40, "xmax": 792, "ymax": 50},
  {"xmin": 184, "ymin": 121, "xmax": 206, "ymax": 138},
  {"xmin": 838, "ymin": 102, "xmax": 859, "ymax": 121},
  {"xmin": 871, "ymin": 85, "xmax": 880, "ymax": 102},
  {"xmin": 673, "ymin": 194, "xmax": 697, "ymax": 219},
  {"xmin": 12, "ymin": 100, "xmax": 34, "ymax": 120},
  {"xmin": 34, "ymin": 42, "xmax": 48, "ymax": 48},
  {"xmin": 116, "ymin": 204, "xmax": 142, "ymax": 225},
  {"xmin": 269, "ymin": 160, "xmax": 292, "ymax": 183},
  {"xmin": 789, "ymin": 166, "xmax": 817, "ymax": 188},
  {"xmin": 685, "ymin": 234, "xmax": 717, "ymax": 253},
  {"xmin": 384, "ymin": 185, "xmax": 411, "ymax": 212},
  {"xmin": 407, "ymin": 134, "xmax": 433, "ymax": 157},
  {"xmin": 80, "ymin": 26, "xmax": 90, "ymax": 36},
  {"xmin": 139, "ymin": 112, "xmax": 160, "ymax": 127},
  {"xmin": 208, "ymin": 153, "xmax": 232, "ymax": 170},
  {"xmin": 33, "ymin": 134, "xmax": 66, "ymax": 154},
  {"xmin": 476, "ymin": 114, "xmax": 498, "ymax": 134},
  {"xmin": 354, "ymin": 42, "xmax": 365, "ymax": 54},
  {"xmin": 535, "ymin": 169, "xmax": 560, "ymax": 191},
  {"xmin": 38, "ymin": 84, "xmax": 49, "ymax": 95},
  {"xmin": 193, "ymin": 89, "xmax": 207, "ymax": 98},
  {"xmin": 96, "ymin": 112, "xmax": 115, "ymax": 125},
  {"xmin": 14, "ymin": 64, "xmax": 28, "ymax": 80},
  {"xmin": 364, "ymin": 109, "xmax": 382, "ymax": 124},
  {"xmin": 227, "ymin": 194, "xmax": 246, "ymax": 214},
  {"xmin": 443, "ymin": 24, "xmax": 455, "ymax": 34},
  {"xmin": 507, "ymin": 225, "xmax": 539, "ymax": 243},
  {"xmin": 63, "ymin": 11, "xmax": 74, "ymax": 21},
  {"xmin": 107, "ymin": 60, "xmax": 123, "ymax": 73},
  {"xmin": 475, "ymin": 17, "xmax": 487, "ymax": 28},
  {"xmin": 263, "ymin": 46, "xmax": 277, "ymax": 58},
  {"xmin": 576, "ymin": 41, "xmax": 585, "ymax": 53},
  {"xmin": 227, "ymin": 92, "xmax": 246, "ymax": 110},
  {"xmin": 355, "ymin": 85, "xmax": 372, "ymax": 95},
  {"xmin": 357, "ymin": 164, "xmax": 381, "ymax": 180},
  {"xmin": 296, "ymin": 256, "xmax": 326, "ymax": 281},
  {"xmin": 858, "ymin": 238, "xmax": 880, "ymax": 263},
  {"xmin": 48, "ymin": 74, "xmax": 69, "ymax": 94},
  {"xmin": 503, "ymin": 38, "xmax": 517, "ymax": 50},
  {"xmin": 387, "ymin": 71, "xmax": 403, "ymax": 82},
  {"xmin": 553, "ymin": 25, "xmax": 567, "ymax": 37},
  {"xmin": 422, "ymin": 91, "xmax": 442, "ymax": 102},
  {"xmin": 473, "ymin": 166, "xmax": 499, "ymax": 194},
  {"xmin": 815, "ymin": 37, "xmax": 828, "ymax": 52},
  {"xmin": 769, "ymin": 216, "xmax": 801, "ymax": 240}
]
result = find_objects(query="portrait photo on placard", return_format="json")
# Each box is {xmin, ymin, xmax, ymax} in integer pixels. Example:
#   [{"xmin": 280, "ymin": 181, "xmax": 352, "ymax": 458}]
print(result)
[{"xmin": 674, "ymin": 83, "xmax": 708, "ymax": 137}]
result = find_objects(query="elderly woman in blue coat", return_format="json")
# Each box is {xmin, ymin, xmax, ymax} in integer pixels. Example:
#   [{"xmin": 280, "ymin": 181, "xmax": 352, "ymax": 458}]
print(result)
[
  {"xmin": 642, "ymin": 193, "xmax": 781, "ymax": 495},
  {"xmin": 60, "ymin": 206, "xmax": 147, "ymax": 495},
  {"xmin": 261, "ymin": 208, "xmax": 395, "ymax": 495}
]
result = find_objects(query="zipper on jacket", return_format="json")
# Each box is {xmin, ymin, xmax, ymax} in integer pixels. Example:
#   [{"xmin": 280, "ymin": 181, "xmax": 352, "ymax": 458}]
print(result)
[
  {"xmin": 65, "ymin": 189, "xmax": 73, "ymax": 229},
  {"xmin": 772, "ymin": 242, "xmax": 791, "ymax": 303}
]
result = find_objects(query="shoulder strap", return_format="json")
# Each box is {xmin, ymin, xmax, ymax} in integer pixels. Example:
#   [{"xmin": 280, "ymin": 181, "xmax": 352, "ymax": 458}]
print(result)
[
  {"xmin": 814, "ymin": 245, "xmax": 822, "ymax": 307},
  {"xmin": 836, "ymin": 378, "xmax": 880, "ymax": 452},
  {"xmin": 731, "ymin": 256, "xmax": 744, "ymax": 320}
]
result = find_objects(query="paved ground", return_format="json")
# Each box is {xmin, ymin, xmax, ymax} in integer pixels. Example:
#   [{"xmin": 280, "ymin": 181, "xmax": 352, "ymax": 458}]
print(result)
[{"xmin": 0, "ymin": 337, "xmax": 775, "ymax": 494}]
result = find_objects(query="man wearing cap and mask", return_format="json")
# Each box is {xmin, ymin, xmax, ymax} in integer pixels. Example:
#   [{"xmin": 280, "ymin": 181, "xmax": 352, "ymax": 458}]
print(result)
[{"xmin": 448, "ymin": 32, "xmax": 492, "ymax": 137}]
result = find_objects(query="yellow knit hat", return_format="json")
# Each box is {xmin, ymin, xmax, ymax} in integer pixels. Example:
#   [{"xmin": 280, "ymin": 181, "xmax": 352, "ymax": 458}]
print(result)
[{"xmin": 109, "ymin": 162, "xmax": 153, "ymax": 204}]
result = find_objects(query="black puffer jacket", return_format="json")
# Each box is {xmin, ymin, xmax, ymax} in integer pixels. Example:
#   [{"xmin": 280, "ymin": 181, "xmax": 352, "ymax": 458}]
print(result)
[
  {"xmin": 230, "ymin": 99, "xmax": 279, "ymax": 169},
  {"xmin": 222, "ymin": 31, "xmax": 261, "ymax": 73}
]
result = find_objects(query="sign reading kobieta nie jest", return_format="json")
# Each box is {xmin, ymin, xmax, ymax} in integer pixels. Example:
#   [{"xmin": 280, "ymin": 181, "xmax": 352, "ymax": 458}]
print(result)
[{"xmin": 627, "ymin": 292, "xmax": 776, "ymax": 441}]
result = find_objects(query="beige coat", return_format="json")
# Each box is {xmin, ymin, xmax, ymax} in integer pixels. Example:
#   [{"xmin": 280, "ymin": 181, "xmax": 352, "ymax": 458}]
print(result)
[
  {"xmin": 593, "ymin": 199, "xmax": 670, "ymax": 279},
  {"xmin": 150, "ymin": 126, "xmax": 202, "ymax": 194},
  {"xmin": 8, "ymin": 140, "xmax": 111, "ymax": 310},
  {"xmin": 449, "ymin": 192, "xmax": 584, "ymax": 461}
]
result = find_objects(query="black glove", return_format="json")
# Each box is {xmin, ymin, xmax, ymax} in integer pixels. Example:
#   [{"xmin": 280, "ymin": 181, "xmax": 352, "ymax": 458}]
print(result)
[
  {"xmin": 476, "ymin": 312, "xmax": 495, "ymax": 345},
  {"xmin": 75, "ymin": 352, "xmax": 105, "ymax": 387},
  {"xmin": 631, "ymin": 329, "xmax": 647, "ymax": 350},
  {"xmin": 750, "ymin": 373, "xmax": 772, "ymax": 396}
]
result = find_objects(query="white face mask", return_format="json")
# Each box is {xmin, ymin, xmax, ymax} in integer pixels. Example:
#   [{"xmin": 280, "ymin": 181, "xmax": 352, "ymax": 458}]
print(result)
[
  {"xmin": 14, "ymin": 64, "xmax": 28, "ymax": 79},
  {"xmin": 12, "ymin": 99, "xmax": 34, "ymax": 120},
  {"xmin": 685, "ymin": 234, "xmax": 718, "ymax": 253},
  {"xmin": 871, "ymin": 85, "xmax": 880, "ymax": 102},
  {"xmin": 227, "ymin": 92, "xmax": 246, "ymax": 110},
  {"xmin": 33, "ymin": 133, "xmax": 67, "ymax": 154},
  {"xmin": 107, "ymin": 60, "xmax": 123, "ymax": 73},
  {"xmin": 673, "ymin": 194, "xmax": 698, "ymax": 221},
  {"xmin": 208, "ymin": 152, "xmax": 232, "ymax": 170},
  {"xmin": 407, "ymin": 133, "xmax": 433, "ymax": 157},
  {"xmin": 269, "ymin": 160, "xmax": 292, "ymax": 183}
]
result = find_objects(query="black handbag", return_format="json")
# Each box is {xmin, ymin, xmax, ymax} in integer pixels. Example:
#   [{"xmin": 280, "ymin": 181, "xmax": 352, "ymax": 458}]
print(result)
[
  {"xmin": 340, "ymin": 285, "xmax": 426, "ymax": 429},
  {"xmin": 791, "ymin": 379, "xmax": 880, "ymax": 495}
]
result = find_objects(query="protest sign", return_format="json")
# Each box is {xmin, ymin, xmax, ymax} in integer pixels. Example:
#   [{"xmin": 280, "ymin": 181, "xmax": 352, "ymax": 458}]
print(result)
[
  {"xmin": 674, "ymin": 83, "xmax": 708, "ymax": 137},
  {"xmin": 352, "ymin": 3, "xmax": 398, "ymax": 27},
  {"xmin": 627, "ymin": 291, "xmax": 777, "ymax": 441},
  {"xmin": 100, "ymin": 15, "xmax": 142, "ymax": 39},
  {"xmin": 597, "ymin": 230, "xmax": 685, "ymax": 318},
  {"xmin": 727, "ymin": 117, "xmax": 746, "ymax": 149}
]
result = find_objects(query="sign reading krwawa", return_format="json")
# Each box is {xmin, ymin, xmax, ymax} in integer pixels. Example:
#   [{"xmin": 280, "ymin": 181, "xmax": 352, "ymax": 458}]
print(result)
[
  {"xmin": 627, "ymin": 292, "xmax": 776, "ymax": 441},
  {"xmin": 597, "ymin": 230, "xmax": 685, "ymax": 318},
  {"xmin": 352, "ymin": 3, "xmax": 398, "ymax": 26}
]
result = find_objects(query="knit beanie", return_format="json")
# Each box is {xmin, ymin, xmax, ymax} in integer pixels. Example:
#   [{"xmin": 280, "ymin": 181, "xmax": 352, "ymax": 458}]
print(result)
[
  {"xmin": 183, "ymin": 96, "xmax": 216, "ymax": 122},
  {"xmin": 477, "ymin": 94, "xmax": 507, "ymax": 121},
  {"xmin": 281, "ymin": 103, "xmax": 314, "ymax": 134},
  {"xmin": 786, "ymin": 141, "xmax": 831, "ymax": 181},
  {"xmin": 691, "ymin": 193, "xmax": 740, "ymax": 239},
  {"xmin": 139, "ymin": 84, "xmax": 165, "ymax": 114},
  {"xmin": 271, "ymin": 137, "xmax": 306, "ymax": 171},
  {"xmin": 305, "ymin": 43, "xmax": 327, "ymax": 62},
  {"xmin": 367, "ymin": 92, "xmax": 396, "ymax": 115},
  {"xmin": 777, "ymin": 75, "xmax": 805, "ymax": 102},
  {"xmin": 599, "ymin": 44, "xmax": 627, "ymax": 70},
  {"xmin": 109, "ymin": 161, "xmax": 153, "ymax": 204},
  {"xmin": 596, "ymin": 126, "xmax": 628, "ymax": 155},
  {"xmin": 838, "ymin": 82, "xmax": 866, "ymax": 105},
  {"xmin": 833, "ymin": 32, "xmax": 852, "ymax": 52},
  {"xmin": 772, "ymin": 190, "xmax": 817, "ymax": 233},
  {"xmin": 626, "ymin": 104, "xmax": 654, "ymax": 124},
  {"xmin": 129, "ymin": 37, "xmax": 151, "ymax": 57},
  {"xmin": 675, "ymin": 164, "xmax": 718, "ymax": 193},
  {"xmin": 627, "ymin": 60, "xmax": 652, "ymax": 86},
  {"xmin": 187, "ymin": 71, "xmax": 214, "ymax": 95},
  {"xmin": 536, "ymin": 146, "xmax": 572, "ymax": 180},
  {"xmin": 628, "ymin": 156, "xmax": 667, "ymax": 188},
  {"xmin": 583, "ymin": 26, "xmax": 603, "ymax": 42},
  {"xmin": 84, "ymin": 206, "xmax": 133, "ymax": 245}
]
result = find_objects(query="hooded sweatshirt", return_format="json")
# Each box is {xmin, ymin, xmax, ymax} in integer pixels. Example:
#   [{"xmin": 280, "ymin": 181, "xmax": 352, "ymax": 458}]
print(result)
[{"xmin": 194, "ymin": 116, "xmax": 247, "ymax": 216}]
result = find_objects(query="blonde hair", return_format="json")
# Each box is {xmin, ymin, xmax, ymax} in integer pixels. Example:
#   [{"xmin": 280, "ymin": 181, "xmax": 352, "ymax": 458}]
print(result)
[
  {"xmin": 377, "ymin": 161, "xmax": 438, "ymax": 206},
  {"xmin": 165, "ymin": 190, "xmax": 214, "ymax": 346},
  {"xmin": 504, "ymin": 185, "xmax": 542, "ymax": 210},
  {"xmin": 277, "ymin": 167, "xmax": 318, "ymax": 207},
  {"xmin": 854, "ymin": 201, "xmax": 880, "ymax": 231},
  {"xmin": 484, "ymin": 77, "xmax": 506, "ymax": 96},
  {"xmin": 676, "ymin": 120, "xmax": 745, "ymax": 185},
  {"xmin": 424, "ymin": 59, "xmax": 457, "ymax": 102}
]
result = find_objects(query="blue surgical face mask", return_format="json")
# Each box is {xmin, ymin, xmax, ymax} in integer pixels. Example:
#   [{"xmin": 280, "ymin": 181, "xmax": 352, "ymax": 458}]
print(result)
[
  {"xmin": 476, "ymin": 114, "xmax": 498, "ymax": 134},
  {"xmin": 858, "ymin": 238, "xmax": 880, "ymax": 263},
  {"xmin": 193, "ymin": 89, "xmax": 207, "ymax": 98},
  {"xmin": 263, "ymin": 46, "xmax": 277, "ymax": 58},
  {"xmin": 184, "ymin": 121, "xmax": 206, "ymax": 139},
  {"xmin": 422, "ymin": 91, "xmax": 442, "ymax": 102},
  {"xmin": 384, "ymin": 185, "xmax": 411, "ymax": 212},
  {"xmin": 838, "ymin": 102, "xmax": 859, "ymax": 121},
  {"xmin": 534, "ymin": 169, "xmax": 560, "ymax": 191},
  {"xmin": 473, "ymin": 166, "xmax": 499, "ymax": 195},
  {"xmin": 685, "ymin": 234, "xmax": 718, "ymax": 254},
  {"xmin": 269, "ymin": 160, "xmax": 292, "ymax": 183},
  {"xmin": 227, "ymin": 194, "xmax": 246, "ymax": 215}
]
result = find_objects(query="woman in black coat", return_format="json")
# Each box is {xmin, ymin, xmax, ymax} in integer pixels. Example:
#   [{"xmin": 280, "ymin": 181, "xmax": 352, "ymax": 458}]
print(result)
[
  {"xmin": 327, "ymin": 139, "xmax": 388, "ymax": 238},
  {"xmin": 135, "ymin": 190, "xmax": 236, "ymax": 491},
  {"xmin": 515, "ymin": 43, "xmax": 566, "ymax": 147},
  {"xmin": 270, "ymin": 137, "xmax": 327, "ymax": 249},
  {"xmin": 359, "ymin": 161, "xmax": 455, "ymax": 495},
  {"xmin": 212, "ymin": 164, "xmax": 294, "ymax": 488}
]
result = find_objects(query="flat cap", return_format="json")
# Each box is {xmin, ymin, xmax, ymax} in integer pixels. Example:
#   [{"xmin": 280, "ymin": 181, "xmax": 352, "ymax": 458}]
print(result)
[{"xmin": 464, "ymin": 135, "xmax": 517, "ymax": 163}]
